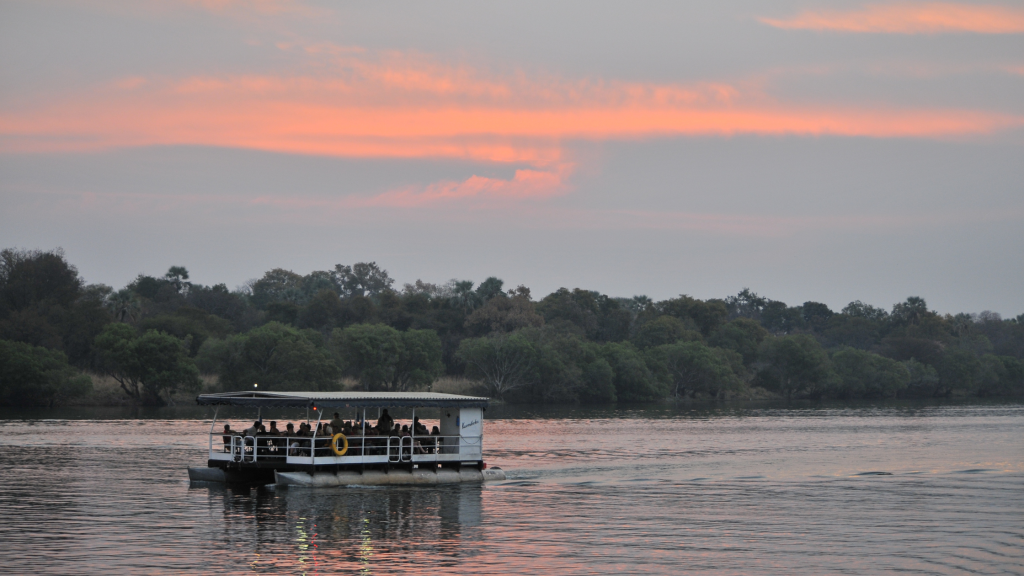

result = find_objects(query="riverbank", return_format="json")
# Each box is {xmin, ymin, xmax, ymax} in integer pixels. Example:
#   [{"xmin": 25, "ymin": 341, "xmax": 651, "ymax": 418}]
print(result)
[
  {"xmin": 3, "ymin": 395, "xmax": 1021, "ymax": 422},
  {"xmin": 15, "ymin": 370, "xmax": 1019, "ymax": 412}
]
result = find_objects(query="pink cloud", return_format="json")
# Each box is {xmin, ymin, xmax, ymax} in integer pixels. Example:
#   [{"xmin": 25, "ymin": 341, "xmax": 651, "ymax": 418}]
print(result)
[
  {"xmin": 3, "ymin": 46, "xmax": 1022, "ymax": 208},
  {"xmin": 362, "ymin": 164, "xmax": 573, "ymax": 208},
  {"xmin": 760, "ymin": 3, "xmax": 1024, "ymax": 34}
]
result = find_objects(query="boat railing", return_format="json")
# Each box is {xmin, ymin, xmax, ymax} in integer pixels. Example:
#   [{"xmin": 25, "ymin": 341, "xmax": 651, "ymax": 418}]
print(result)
[{"xmin": 208, "ymin": 432, "xmax": 481, "ymax": 465}]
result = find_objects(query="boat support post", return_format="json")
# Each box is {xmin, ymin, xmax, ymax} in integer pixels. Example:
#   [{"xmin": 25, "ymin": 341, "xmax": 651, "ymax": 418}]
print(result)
[
  {"xmin": 208, "ymin": 407, "xmax": 219, "ymax": 457},
  {"xmin": 310, "ymin": 405, "xmax": 324, "ymax": 471}
]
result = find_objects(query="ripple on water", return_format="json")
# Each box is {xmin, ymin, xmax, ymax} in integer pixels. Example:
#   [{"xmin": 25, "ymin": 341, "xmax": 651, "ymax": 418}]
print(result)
[{"xmin": 0, "ymin": 404, "xmax": 1021, "ymax": 574}]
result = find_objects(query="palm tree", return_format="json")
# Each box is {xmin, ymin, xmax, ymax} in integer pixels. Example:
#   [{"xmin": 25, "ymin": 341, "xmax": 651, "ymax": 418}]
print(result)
[{"xmin": 106, "ymin": 289, "xmax": 141, "ymax": 323}]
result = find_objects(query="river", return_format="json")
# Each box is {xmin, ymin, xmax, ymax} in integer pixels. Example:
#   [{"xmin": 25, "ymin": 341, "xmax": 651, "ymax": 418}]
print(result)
[{"xmin": 0, "ymin": 401, "xmax": 1021, "ymax": 574}]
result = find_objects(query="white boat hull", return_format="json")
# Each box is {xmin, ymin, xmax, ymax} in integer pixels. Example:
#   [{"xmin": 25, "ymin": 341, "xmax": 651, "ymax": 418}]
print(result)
[{"xmin": 274, "ymin": 467, "xmax": 506, "ymax": 487}]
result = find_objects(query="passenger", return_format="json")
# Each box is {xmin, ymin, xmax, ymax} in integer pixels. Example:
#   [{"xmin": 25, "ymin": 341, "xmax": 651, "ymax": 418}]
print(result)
[
  {"xmin": 222, "ymin": 424, "xmax": 234, "ymax": 452},
  {"xmin": 322, "ymin": 422, "xmax": 334, "ymax": 437},
  {"xmin": 392, "ymin": 423, "xmax": 402, "ymax": 437},
  {"xmin": 256, "ymin": 424, "xmax": 268, "ymax": 455},
  {"xmin": 330, "ymin": 412, "xmax": 345, "ymax": 430},
  {"xmin": 377, "ymin": 409, "xmax": 394, "ymax": 435},
  {"xmin": 400, "ymin": 424, "xmax": 411, "ymax": 437},
  {"xmin": 268, "ymin": 421, "xmax": 280, "ymax": 435},
  {"xmin": 431, "ymin": 425, "xmax": 441, "ymax": 454},
  {"xmin": 244, "ymin": 420, "xmax": 260, "ymax": 436},
  {"xmin": 413, "ymin": 417, "xmax": 428, "ymax": 436},
  {"xmin": 283, "ymin": 423, "xmax": 295, "ymax": 437}
]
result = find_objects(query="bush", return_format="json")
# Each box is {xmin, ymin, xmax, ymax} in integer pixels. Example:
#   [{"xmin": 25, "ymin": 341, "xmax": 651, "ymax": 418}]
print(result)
[
  {"xmin": 0, "ymin": 339, "xmax": 92, "ymax": 406},
  {"xmin": 830, "ymin": 348, "xmax": 909, "ymax": 399}
]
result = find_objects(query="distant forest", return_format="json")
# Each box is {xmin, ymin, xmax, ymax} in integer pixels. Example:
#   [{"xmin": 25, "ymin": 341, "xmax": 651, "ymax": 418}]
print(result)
[{"xmin": 1, "ymin": 247, "xmax": 1022, "ymax": 406}]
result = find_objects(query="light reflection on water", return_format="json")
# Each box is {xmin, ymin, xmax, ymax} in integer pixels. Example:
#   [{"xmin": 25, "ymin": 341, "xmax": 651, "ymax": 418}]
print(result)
[{"xmin": 0, "ymin": 403, "xmax": 1021, "ymax": 574}]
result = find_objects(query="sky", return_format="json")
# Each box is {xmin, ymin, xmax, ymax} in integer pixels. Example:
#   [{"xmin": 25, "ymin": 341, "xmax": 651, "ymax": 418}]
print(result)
[{"xmin": 1, "ymin": 0, "xmax": 1022, "ymax": 316}]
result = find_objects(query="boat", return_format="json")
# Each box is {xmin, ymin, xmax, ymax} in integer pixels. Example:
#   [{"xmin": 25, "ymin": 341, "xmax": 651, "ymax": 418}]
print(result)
[{"xmin": 187, "ymin": 391, "xmax": 507, "ymax": 486}]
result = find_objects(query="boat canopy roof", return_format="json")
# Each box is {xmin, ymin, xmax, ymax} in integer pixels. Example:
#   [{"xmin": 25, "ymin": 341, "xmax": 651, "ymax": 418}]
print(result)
[{"xmin": 196, "ymin": 391, "xmax": 489, "ymax": 409}]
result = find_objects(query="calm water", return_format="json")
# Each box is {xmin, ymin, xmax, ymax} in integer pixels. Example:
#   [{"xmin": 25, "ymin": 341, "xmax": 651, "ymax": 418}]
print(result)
[{"xmin": 0, "ymin": 402, "xmax": 1021, "ymax": 575}]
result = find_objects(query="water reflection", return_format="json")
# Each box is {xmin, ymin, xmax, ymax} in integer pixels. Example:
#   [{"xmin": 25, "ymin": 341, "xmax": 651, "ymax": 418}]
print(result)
[{"xmin": 192, "ymin": 483, "xmax": 484, "ymax": 574}]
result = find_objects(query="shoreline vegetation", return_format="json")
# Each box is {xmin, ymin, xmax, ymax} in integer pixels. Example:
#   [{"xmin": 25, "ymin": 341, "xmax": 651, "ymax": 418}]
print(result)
[{"xmin": 1, "ymin": 248, "xmax": 1022, "ymax": 408}]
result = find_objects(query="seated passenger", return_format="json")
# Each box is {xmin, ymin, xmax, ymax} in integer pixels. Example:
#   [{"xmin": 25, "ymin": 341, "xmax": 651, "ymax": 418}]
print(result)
[
  {"xmin": 322, "ymin": 423, "xmax": 334, "ymax": 436},
  {"xmin": 283, "ymin": 423, "xmax": 295, "ymax": 437},
  {"xmin": 431, "ymin": 426, "xmax": 442, "ymax": 453},
  {"xmin": 413, "ymin": 417, "xmax": 428, "ymax": 436},
  {"xmin": 268, "ymin": 421, "xmax": 280, "ymax": 435},
  {"xmin": 244, "ymin": 421, "xmax": 260, "ymax": 436}
]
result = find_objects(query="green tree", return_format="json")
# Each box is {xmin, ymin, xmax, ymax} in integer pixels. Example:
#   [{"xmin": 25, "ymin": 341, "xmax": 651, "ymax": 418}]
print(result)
[
  {"xmin": 332, "ymin": 262, "xmax": 394, "ymax": 298},
  {"xmin": 831, "ymin": 348, "xmax": 909, "ymax": 399},
  {"xmin": 632, "ymin": 315, "xmax": 701, "ymax": 350},
  {"xmin": 475, "ymin": 277, "xmax": 505, "ymax": 302},
  {"xmin": 249, "ymin": 268, "xmax": 305, "ymax": 308},
  {"xmin": 708, "ymin": 318, "xmax": 768, "ymax": 366},
  {"xmin": 106, "ymin": 288, "xmax": 142, "ymax": 323},
  {"xmin": 464, "ymin": 290, "xmax": 544, "ymax": 335},
  {"xmin": 902, "ymin": 359, "xmax": 940, "ymax": 397},
  {"xmin": 891, "ymin": 296, "xmax": 929, "ymax": 327},
  {"xmin": 213, "ymin": 322, "xmax": 339, "ymax": 392},
  {"xmin": 0, "ymin": 248, "xmax": 110, "ymax": 366},
  {"xmin": 822, "ymin": 315, "xmax": 882, "ymax": 350},
  {"xmin": 457, "ymin": 331, "xmax": 537, "ymax": 400},
  {"xmin": 936, "ymin": 347, "xmax": 982, "ymax": 396},
  {"xmin": 334, "ymin": 323, "xmax": 402, "ymax": 390},
  {"xmin": 659, "ymin": 295, "xmax": 729, "ymax": 336},
  {"xmin": 756, "ymin": 335, "xmax": 833, "ymax": 398},
  {"xmin": 395, "ymin": 329, "xmax": 444, "ymax": 391},
  {"xmin": 801, "ymin": 301, "xmax": 834, "ymax": 333},
  {"xmin": 537, "ymin": 288, "xmax": 631, "ymax": 342},
  {"xmin": 760, "ymin": 301, "xmax": 806, "ymax": 335},
  {"xmin": 646, "ymin": 341, "xmax": 741, "ymax": 399},
  {"xmin": 842, "ymin": 300, "xmax": 889, "ymax": 322},
  {"xmin": 94, "ymin": 323, "xmax": 202, "ymax": 405},
  {"xmin": 511, "ymin": 331, "xmax": 617, "ymax": 404},
  {"xmin": 334, "ymin": 324, "xmax": 443, "ymax": 391},
  {"xmin": 0, "ymin": 340, "xmax": 92, "ymax": 406},
  {"xmin": 600, "ymin": 342, "xmax": 665, "ymax": 402},
  {"xmin": 0, "ymin": 248, "xmax": 81, "ymax": 312}
]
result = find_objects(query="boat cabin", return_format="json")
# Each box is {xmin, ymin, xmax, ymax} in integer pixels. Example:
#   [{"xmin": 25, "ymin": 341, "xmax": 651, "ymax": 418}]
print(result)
[{"xmin": 189, "ymin": 391, "xmax": 503, "ymax": 485}]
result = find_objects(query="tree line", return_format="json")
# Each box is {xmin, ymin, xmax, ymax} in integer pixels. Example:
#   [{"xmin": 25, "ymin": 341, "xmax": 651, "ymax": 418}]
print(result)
[{"xmin": 1, "ymin": 247, "xmax": 1021, "ymax": 406}]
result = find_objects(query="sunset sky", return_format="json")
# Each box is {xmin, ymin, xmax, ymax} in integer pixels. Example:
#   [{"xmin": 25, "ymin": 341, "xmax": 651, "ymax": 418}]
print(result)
[{"xmin": 2, "ymin": 0, "xmax": 1022, "ymax": 314}]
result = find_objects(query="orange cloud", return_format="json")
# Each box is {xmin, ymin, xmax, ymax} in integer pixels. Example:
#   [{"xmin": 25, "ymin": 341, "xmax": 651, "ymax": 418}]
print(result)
[
  {"xmin": 2, "ymin": 48, "xmax": 1022, "ymax": 206},
  {"xmin": 760, "ymin": 2, "xmax": 1024, "ymax": 34},
  {"xmin": 362, "ymin": 164, "xmax": 573, "ymax": 207},
  {"xmin": 2, "ymin": 71, "xmax": 1015, "ymax": 157}
]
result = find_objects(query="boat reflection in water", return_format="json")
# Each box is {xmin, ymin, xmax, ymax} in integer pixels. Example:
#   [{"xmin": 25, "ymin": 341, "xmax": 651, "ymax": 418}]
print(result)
[{"xmin": 192, "ymin": 481, "xmax": 485, "ymax": 573}]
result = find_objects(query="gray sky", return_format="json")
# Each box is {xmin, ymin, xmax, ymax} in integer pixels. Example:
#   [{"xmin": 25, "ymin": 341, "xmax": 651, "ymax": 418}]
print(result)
[{"xmin": 1, "ymin": 0, "xmax": 1022, "ymax": 315}]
